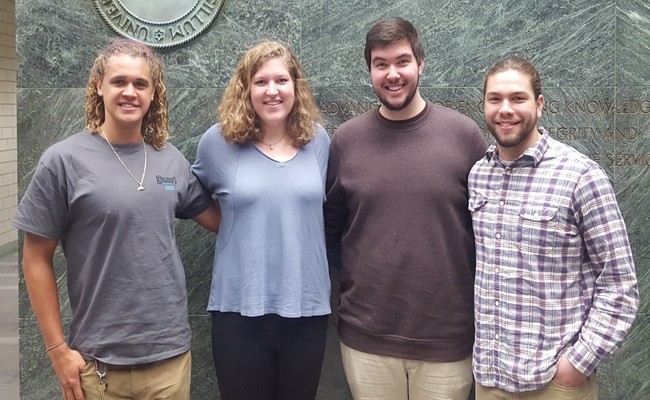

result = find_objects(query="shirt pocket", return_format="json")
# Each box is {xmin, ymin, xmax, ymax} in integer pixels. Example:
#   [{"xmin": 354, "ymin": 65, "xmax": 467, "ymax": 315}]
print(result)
[
  {"xmin": 468, "ymin": 196, "xmax": 489, "ymax": 244},
  {"xmin": 516, "ymin": 203, "xmax": 559, "ymax": 254},
  {"xmin": 468, "ymin": 196, "xmax": 488, "ymax": 212}
]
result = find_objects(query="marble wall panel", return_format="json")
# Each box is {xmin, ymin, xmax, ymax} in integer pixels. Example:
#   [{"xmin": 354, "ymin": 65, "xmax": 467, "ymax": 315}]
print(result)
[
  {"xmin": 615, "ymin": 87, "xmax": 650, "ymax": 262},
  {"xmin": 16, "ymin": 0, "xmax": 649, "ymax": 399},
  {"xmin": 16, "ymin": 0, "xmax": 106, "ymax": 88},
  {"xmin": 616, "ymin": 0, "xmax": 650, "ymax": 85},
  {"xmin": 315, "ymin": 87, "xmax": 378, "ymax": 135},
  {"xmin": 186, "ymin": 317, "xmax": 218, "ymax": 398},
  {"xmin": 16, "ymin": 89, "xmax": 85, "ymax": 179},
  {"xmin": 16, "ymin": 0, "xmax": 304, "ymax": 89},
  {"xmin": 301, "ymin": 0, "xmax": 616, "ymax": 88},
  {"xmin": 160, "ymin": 0, "xmax": 302, "ymax": 89},
  {"xmin": 613, "ymin": 86, "xmax": 650, "ymax": 382}
]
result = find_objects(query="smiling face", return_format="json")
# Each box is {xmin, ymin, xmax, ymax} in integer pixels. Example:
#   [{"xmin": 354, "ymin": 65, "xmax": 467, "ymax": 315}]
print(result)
[
  {"xmin": 250, "ymin": 56, "xmax": 295, "ymax": 133},
  {"xmin": 96, "ymin": 54, "xmax": 154, "ymax": 135},
  {"xmin": 484, "ymin": 69, "xmax": 545, "ymax": 161},
  {"xmin": 369, "ymin": 38, "xmax": 424, "ymax": 119}
]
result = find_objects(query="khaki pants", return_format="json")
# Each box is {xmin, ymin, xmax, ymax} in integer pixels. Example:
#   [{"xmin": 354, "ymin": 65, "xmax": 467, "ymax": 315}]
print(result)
[
  {"xmin": 80, "ymin": 350, "xmax": 191, "ymax": 400},
  {"xmin": 475, "ymin": 377, "xmax": 598, "ymax": 400},
  {"xmin": 340, "ymin": 342, "xmax": 473, "ymax": 400}
]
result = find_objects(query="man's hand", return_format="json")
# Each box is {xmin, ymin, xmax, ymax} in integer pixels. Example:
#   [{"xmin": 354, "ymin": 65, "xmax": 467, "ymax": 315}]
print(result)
[
  {"xmin": 552, "ymin": 356, "xmax": 588, "ymax": 387},
  {"xmin": 48, "ymin": 344, "xmax": 87, "ymax": 400}
]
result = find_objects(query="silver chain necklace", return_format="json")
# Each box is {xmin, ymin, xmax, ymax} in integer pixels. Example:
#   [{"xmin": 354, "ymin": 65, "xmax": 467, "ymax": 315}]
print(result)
[
  {"xmin": 100, "ymin": 130, "xmax": 147, "ymax": 191},
  {"xmin": 256, "ymin": 135, "xmax": 285, "ymax": 150}
]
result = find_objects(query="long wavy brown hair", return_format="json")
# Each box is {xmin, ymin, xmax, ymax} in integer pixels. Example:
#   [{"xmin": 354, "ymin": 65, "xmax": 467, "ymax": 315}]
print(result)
[
  {"xmin": 85, "ymin": 39, "xmax": 169, "ymax": 149},
  {"xmin": 219, "ymin": 40, "xmax": 320, "ymax": 146}
]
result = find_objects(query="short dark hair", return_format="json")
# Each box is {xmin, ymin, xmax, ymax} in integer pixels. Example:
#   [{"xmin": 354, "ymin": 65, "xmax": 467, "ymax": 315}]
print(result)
[
  {"xmin": 364, "ymin": 18, "xmax": 424, "ymax": 70},
  {"xmin": 483, "ymin": 56, "xmax": 542, "ymax": 100}
]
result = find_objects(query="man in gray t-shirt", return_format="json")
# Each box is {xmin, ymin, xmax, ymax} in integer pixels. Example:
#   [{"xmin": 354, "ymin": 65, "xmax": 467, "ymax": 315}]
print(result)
[
  {"xmin": 16, "ymin": 132, "xmax": 214, "ymax": 363},
  {"xmin": 14, "ymin": 39, "xmax": 219, "ymax": 399}
]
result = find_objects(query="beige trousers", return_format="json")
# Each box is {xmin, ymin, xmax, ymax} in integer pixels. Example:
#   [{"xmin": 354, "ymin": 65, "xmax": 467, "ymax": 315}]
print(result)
[
  {"xmin": 340, "ymin": 342, "xmax": 473, "ymax": 400},
  {"xmin": 80, "ymin": 350, "xmax": 191, "ymax": 400},
  {"xmin": 475, "ymin": 377, "xmax": 598, "ymax": 400}
]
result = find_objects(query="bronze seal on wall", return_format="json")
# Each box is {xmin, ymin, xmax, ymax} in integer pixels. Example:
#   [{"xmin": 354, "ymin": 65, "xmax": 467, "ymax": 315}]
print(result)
[{"xmin": 92, "ymin": 0, "xmax": 225, "ymax": 49}]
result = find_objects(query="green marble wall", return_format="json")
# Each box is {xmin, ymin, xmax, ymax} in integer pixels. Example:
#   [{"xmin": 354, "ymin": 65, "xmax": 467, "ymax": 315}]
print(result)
[{"xmin": 16, "ymin": 0, "xmax": 649, "ymax": 398}]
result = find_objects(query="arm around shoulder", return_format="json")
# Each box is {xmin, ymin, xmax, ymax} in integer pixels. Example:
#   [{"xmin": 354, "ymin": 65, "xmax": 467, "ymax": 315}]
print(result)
[{"xmin": 192, "ymin": 200, "xmax": 221, "ymax": 233}]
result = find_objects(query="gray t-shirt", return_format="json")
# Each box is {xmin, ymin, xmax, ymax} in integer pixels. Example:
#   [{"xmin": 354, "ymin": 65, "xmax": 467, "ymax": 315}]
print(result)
[{"xmin": 14, "ymin": 131, "xmax": 212, "ymax": 364}]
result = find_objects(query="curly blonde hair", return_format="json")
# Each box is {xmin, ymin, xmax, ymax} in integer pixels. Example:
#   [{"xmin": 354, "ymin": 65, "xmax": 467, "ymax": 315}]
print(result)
[
  {"xmin": 85, "ymin": 39, "xmax": 169, "ymax": 149},
  {"xmin": 219, "ymin": 40, "xmax": 320, "ymax": 146}
]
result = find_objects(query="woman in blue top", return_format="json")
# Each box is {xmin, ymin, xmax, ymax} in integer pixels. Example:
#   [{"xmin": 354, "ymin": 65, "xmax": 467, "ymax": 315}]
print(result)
[{"xmin": 192, "ymin": 40, "xmax": 331, "ymax": 400}]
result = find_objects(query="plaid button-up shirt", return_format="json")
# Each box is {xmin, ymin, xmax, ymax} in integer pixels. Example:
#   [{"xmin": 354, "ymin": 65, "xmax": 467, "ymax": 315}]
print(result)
[{"xmin": 468, "ymin": 129, "xmax": 639, "ymax": 392}]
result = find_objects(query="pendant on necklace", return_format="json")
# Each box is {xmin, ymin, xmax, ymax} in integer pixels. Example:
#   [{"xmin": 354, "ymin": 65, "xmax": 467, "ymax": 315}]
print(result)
[
  {"xmin": 137, "ymin": 185, "xmax": 145, "ymax": 191},
  {"xmin": 269, "ymin": 145, "xmax": 274, "ymax": 150}
]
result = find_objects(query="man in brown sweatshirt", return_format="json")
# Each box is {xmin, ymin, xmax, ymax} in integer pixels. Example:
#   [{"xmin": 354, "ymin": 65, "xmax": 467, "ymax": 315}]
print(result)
[{"xmin": 324, "ymin": 17, "xmax": 487, "ymax": 400}]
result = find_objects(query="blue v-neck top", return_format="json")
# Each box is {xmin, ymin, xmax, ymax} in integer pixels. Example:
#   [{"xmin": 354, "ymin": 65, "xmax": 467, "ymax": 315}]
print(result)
[{"xmin": 192, "ymin": 123, "xmax": 331, "ymax": 317}]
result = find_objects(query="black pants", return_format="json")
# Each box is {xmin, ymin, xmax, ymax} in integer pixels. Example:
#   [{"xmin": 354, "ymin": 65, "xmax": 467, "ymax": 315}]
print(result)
[{"xmin": 211, "ymin": 312, "xmax": 329, "ymax": 400}]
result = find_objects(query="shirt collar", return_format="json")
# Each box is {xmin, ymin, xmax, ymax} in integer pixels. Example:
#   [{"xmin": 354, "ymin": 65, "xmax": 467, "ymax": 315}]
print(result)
[{"xmin": 484, "ymin": 127, "xmax": 550, "ymax": 167}]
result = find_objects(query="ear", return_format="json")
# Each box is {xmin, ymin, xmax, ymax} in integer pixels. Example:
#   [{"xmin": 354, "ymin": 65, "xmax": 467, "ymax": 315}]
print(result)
[
  {"xmin": 418, "ymin": 60, "xmax": 425, "ymax": 76},
  {"xmin": 536, "ymin": 94, "xmax": 544, "ymax": 118},
  {"xmin": 96, "ymin": 79, "xmax": 103, "ymax": 97}
]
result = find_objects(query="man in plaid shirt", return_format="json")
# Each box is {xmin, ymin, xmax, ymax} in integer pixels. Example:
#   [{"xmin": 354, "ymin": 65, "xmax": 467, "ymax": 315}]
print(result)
[{"xmin": 468, "ymin": 56, "xmax": 639, "ymax": 399}]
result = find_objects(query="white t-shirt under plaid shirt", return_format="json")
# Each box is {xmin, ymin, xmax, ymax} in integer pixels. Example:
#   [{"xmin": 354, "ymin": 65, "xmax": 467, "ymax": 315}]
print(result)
[{"xmin": 468, "ymin": 128, "xmax": 639, "ymax": 392}]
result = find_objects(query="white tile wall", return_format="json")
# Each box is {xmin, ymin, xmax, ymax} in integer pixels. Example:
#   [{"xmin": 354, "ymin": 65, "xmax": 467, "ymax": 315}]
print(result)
[{"xmin": 0, "ymin": 0, "xmax": 16, "ymax": 250}]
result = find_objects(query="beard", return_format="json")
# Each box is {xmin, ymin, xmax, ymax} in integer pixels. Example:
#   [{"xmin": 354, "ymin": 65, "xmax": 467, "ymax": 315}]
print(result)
[
  {"xmin": 486, "ymin": 118, "xmax": 538, "ymax": 149},
  {"xmin": 375, "ymin": 76, "xmax": 419, "ymax": 111}
]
